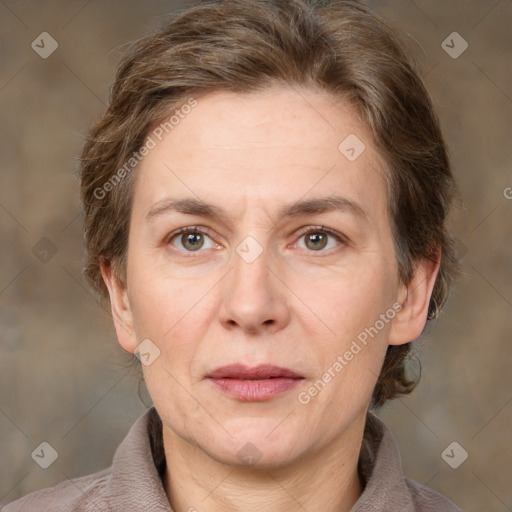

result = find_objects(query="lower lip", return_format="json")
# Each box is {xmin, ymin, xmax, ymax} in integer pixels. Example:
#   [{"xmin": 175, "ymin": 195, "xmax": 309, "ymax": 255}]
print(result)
[{"xmin": 208, "ymin": 377, "xmax": 302, "ymax": 401}]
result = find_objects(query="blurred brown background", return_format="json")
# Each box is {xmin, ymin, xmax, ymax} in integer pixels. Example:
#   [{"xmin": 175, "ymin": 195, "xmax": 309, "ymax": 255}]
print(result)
[{"xmin": 0, "ymin": 1, "xmax": 511, "ymax": 510}]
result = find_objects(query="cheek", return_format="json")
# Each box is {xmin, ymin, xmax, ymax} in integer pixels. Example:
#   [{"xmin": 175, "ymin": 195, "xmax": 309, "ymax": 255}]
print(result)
[
  {"xmin": 131, "ymin": 271, "xmax": 209, "ymax": 424},
  {"xmin": 296, "ymin": 259, "xmax": 396, "ymax": 392},
  {"xmin": 128, "ymin": 260, "xmax": 209, "ymax": 336},
  {"xmin": 127, "ymin": 274, "xmax": 214, "ymax": 389},
  {"xmin": 300, "ymin": 315, "xmax": 391, "ymax": 421},
  {"xmin": 295, "ymin": 258, "xmax": 395, "ymax": 338}
]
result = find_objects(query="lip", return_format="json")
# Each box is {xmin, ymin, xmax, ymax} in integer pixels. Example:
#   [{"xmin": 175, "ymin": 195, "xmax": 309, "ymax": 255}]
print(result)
[
  {"xmin": 206, "ymin": 364, "xmax": 303, "ymax": 380},
  {"xmin": 206, "ymin": 364, "xmax": 304, "ymax": 401}
]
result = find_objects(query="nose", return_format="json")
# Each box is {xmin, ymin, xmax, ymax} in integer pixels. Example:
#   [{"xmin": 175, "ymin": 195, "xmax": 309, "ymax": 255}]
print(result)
[{"xmin": 218, "ymin": 237, "xmax": 290, "ymax": 335}]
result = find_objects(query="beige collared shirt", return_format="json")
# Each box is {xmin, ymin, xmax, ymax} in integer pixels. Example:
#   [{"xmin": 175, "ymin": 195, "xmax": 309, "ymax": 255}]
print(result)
[{"xmin": 2, "ymin": 407, "xmax": 465, "ymax": 511}]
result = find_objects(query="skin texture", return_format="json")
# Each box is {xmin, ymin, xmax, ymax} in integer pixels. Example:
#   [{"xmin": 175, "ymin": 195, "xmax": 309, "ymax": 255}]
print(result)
[{"xmin": 101, "ymin": 85, "xmax": 440, "ymax": 512}]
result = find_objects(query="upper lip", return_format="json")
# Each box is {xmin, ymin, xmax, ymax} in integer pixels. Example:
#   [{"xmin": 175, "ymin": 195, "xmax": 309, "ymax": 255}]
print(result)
[{"xmin": 206, "ymin": 364, "xmax": 304, "ymax": 380}]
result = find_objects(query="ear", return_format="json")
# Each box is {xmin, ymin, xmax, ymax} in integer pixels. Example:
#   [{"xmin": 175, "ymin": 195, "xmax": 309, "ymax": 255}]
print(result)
[
  {"xmin": 99, "ymin": 259, "xmax": 138, "ymax": 354},
  {"xmin": 388, "ymin": 250, "xmax": 441, "ymax": 346}
]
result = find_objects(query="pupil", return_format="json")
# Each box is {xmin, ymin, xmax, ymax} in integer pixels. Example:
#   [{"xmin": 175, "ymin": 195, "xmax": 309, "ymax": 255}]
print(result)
[
  {"xmin": 181, "ymin": 232, "xmax": 327, "ymax": 251},
  {"xmin": 184, "ymin": 232, "xmax": 203, "ymax": 250},
  {"xmin": 308, "ymin": 233, "xmax": 326, "ymax": 250}
]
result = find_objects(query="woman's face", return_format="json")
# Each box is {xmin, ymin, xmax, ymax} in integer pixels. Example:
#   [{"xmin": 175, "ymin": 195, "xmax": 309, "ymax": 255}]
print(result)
[{"xmin": 107, "ymin": 86, "xmax": 411, "ymax": 468}]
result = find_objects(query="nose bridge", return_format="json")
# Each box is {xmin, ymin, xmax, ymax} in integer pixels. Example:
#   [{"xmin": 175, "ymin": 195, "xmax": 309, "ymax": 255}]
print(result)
[
  {"xmin": 231, "ymin": 231, "xmax": 273, "ymax": 298},
  {"xmin": 219, "ymin": 228, "xmax": 288, "ymax": 332},
  {"xmin": 229, "ymin": 200, "xmax": 276, "ymax": 283}
]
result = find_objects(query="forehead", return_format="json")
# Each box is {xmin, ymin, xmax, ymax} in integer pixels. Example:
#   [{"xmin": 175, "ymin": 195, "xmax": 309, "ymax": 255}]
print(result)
[
  {"xmin": 161, "ymin": 86, "xmax": 369, "ymax": 157},
  {"xmin": 132, "ymin": 85, "xmax": 388, "ymax": 223}
]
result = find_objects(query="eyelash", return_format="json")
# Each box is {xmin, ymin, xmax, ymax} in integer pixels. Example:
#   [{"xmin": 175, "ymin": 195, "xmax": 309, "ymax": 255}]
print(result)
[{"xmin": 165, "ymin": 225, "xmax": 348, "ymax": 256}]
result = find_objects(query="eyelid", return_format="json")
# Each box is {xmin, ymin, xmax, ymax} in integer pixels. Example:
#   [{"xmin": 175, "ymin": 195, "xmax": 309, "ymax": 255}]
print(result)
[
  {"xmin": 293, "ymin": 225, "xmax": 348, "ymax": 244},
  {"xmin": 291, "ymin": 225, "xmax": 349, "ymax": 253},
  {"xmin": 165, "ymin": 225, "xmax": 213, "ymax": 244},
  {"xmin": 165, "ymin": 225, "xmax": 348, "ymax": 254},
  {"xmin": 165, "ymin": 225, "xmax": 221, "ymax": 251}
]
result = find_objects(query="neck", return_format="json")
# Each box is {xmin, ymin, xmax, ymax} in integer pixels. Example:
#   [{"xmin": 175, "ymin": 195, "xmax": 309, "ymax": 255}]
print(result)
[{"xmin": 162, "ymin": 414, "xmax": 366, "ymax": 512}]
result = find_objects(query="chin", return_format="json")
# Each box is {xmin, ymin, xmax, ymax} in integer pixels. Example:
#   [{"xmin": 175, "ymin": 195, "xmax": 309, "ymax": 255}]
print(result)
[
  {"xmin": 201, "ymin": 422, "xmax": 306, "ymax": 469},
  {"xmin": 208, "ymin": 440, "xmax": 303, "ymax": 470}
]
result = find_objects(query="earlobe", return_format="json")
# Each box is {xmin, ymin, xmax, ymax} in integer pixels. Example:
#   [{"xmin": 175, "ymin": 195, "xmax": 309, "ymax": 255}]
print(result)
[
  {"xmin": 388, "ymin": 251, "xmax": 441, "ymax": 346},
  {"xmin": 99, "ymin": 259, "xmax": 138, "ymax": 354}
]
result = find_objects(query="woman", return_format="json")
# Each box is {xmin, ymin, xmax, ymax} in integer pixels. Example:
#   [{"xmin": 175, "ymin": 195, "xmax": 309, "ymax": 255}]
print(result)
[{"xmin": 4, "ymin": 0, "xmax": 465, "ymax": 510}]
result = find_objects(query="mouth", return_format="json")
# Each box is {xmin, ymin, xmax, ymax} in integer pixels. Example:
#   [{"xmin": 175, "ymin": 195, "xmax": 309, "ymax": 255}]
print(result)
[
  {"xmin": 206, "ymin": 364, "xmax": 303, "ymax": 380},
  {"xmin": 206, "ymin": 364, "xmax": 304, "ymax": 401}
]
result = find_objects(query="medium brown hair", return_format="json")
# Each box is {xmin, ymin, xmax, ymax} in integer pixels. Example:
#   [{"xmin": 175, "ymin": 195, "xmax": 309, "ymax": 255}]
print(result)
[{"xmin": 80, "ymin": 0, "xmax": 460, "ymax": 409}]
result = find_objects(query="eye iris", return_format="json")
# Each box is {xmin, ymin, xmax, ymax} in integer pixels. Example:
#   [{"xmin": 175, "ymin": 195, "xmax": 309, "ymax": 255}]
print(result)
[
  {"xmin": 306, "ymin": 232, "xmax": 327, "ymax": 250},
  {"xmin": 182, "ymin": 232, "xmax": 204, "ymax": 251},
  {"xmin": 178, "ymin": 231, "xmax": 331, "ymax": 252}
]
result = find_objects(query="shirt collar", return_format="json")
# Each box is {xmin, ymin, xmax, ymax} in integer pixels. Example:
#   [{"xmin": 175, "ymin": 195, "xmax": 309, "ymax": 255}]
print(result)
[
  {"xmin": 107, "ymin": 407, "xmax": 172, "ymax": 511},
  {"xmin": 353, "ymin": 410, "xmax": 414, "ymax": 511},
  {"xmin": 107, "ymin": 406, "xmax": 414, "ymax": 512}
]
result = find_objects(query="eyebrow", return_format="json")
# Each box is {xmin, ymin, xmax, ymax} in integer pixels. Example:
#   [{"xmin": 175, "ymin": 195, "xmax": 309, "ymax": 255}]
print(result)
[{"xmin": 145, "ymin": 194, "xmax": 368, "ymax": 225}]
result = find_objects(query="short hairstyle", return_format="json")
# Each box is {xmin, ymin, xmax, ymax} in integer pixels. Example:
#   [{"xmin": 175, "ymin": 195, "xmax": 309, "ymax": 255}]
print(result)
[{"xmin": 79, "ymin": 0, "xmax": 460, "ymax": 409}]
